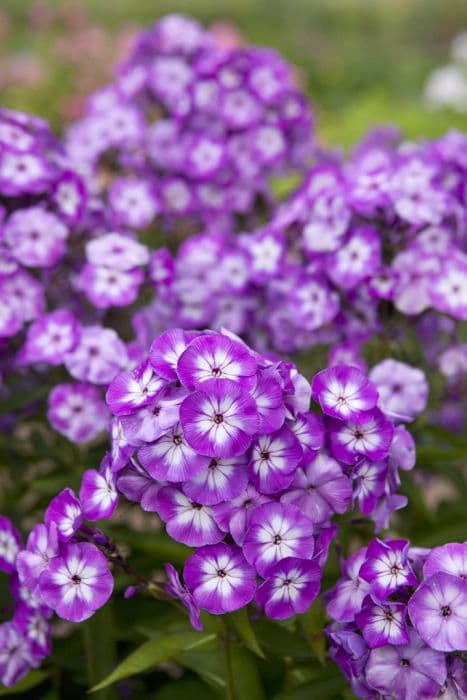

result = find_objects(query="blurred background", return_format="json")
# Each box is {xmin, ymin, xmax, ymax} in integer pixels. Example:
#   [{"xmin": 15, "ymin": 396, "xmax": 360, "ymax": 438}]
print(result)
[{"xmin": 2, "ymin": 0, "xmax": 467, "ymax": 148}]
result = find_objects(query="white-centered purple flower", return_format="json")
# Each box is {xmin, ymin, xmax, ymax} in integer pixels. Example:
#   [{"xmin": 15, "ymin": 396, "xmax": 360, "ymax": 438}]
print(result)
[
  {"xmin": 243, "ymin": 502, "xmax": 314, "ymax": 577},
  {"xmin": 182, "ymin": 456, "xmax": 249, "ymax": 506},
  {"xmin": 4, "ymin": 206, "xmax": 68, "ymax": 268},
  {"xmin": 213, "ymin": 483, "xmax": 271, "ymax": 545},
  {"xmin": 44, "ymin": 488, "xmax": 82, "ymax": 543},
  {"xmin": 369, "ymin": 359, "xmax": 429, "ymax": 421},
  {"xmin": 408, "ymin": 572, "xmax": 467, "ymax": 652},
  {"xmin": 0, "ymin": 518, "xmax": 22, "ymax": 574},
  {"xmin": 149, "ymin": 328, "xmax": 196, "ymax": 381},
  {"xmin": 177, "ymin": 333, "xmax": 257, "ymax": 390},
  {"xmin": 326, "ymin": 548, "xmax": 371, "ymax": 623},
  {"xmin": 85, "ymin": 232, "xmax": 149, "ymax": 270},
  {"xmin": 18, "ymin": 309, "xmax": 81, "ymax": 366},
  {"xmin": 328, "ymin": 408, "xmax": 394, "ymax": 465},
  {"xmin": 155, "ymin": 486, "xmax": 224, "ymax": 546},
  {"xmin": 311, "ymin": 365, "xmax": 378, "ymax": 421},
  {"xmin": 48, "ymin": 382, "xmax": 109, "ymax": 444},
  {"xmin": 164, "ymin": 563, "xmax": 201, "ymax": 631},
  {"xmin": 38, "ymin": 542, "xmax": 113, "ymax": 623},
  {"xmin": 423, "ymin": 542, "xmax": 467, "ymax": 580},
  {"xmin": 79, "ymin": 459, "xmax": 118, "ymax": 521},
  {"xmin": 0, "ymin": 622, "xmax": 38, "ymax": 688},
  {"xmin": 180, "ymin": 378, "xmax": 259, "ymax": 458},
  {"xmin": 64, "ymin": 326, "xmax": 128, "ymax": 385},
  {"xmin": 183, "ymin": 543, "xmax": 256, "ymax": 614},
  {"xmin": 355, "ymin": 597, "xmax": 409, "ymax": 648},
  {"xmin": 364, "ymin": 629, "xmax": 447, "ymax": 700},
  {"xmin": 280, "ymin": 452, "xmax": 352, "ymax": 524},
  {"xmin": 287, "ymin": 412, "xmax": 325, "ymax": 458},
  {"xmin": 16, "ymin": 523, "xmax": 58, "ymax": 593},
  {"xmin": 138, "ymin": 423, "xmax": 209, "ymax": 482},
  {"xmin": 256, "ymin": 557, "xmax": 321, "ymax": 620},
  {"xmin": 248, "ymin": 425, "xmax": 302, "ymax": 494},
  {"xmin": 359, "ymin": 539, "xmax": 418, "ymax": 600},
  {"xmin": 352, "ymin": 459, "xmax": 388, "ymax": 515},
  {"xmin": 106, "ymin": 361, "xmax": 166, "ymax": 416}
]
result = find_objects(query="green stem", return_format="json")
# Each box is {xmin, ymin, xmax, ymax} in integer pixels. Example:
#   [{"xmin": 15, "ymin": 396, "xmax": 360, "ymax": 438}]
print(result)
[{"xmin": 222, "ymin": 622, "xmax": 235, "ymax": 700}]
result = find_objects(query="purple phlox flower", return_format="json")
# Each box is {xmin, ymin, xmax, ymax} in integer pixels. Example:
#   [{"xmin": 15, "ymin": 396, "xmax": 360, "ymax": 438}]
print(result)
[
  {"xmin": 250, "ymin": 371, "xmax": 286, "ymax": 434},
  {"xmin": 164, "ymin": 563, "xmax": 202, "ymax": 631},
  {"xmin": 4, "ymin": 206, "xmax": 68, "ymax": 268},
  {"xmin": 14, "ymin": 607, "xmax": 51, "ymax": 659},
  {"xmin": 391, "ymin": 248, "xmax": 440, "ymax": 316},
  {"xmin": 280, "ymin": 452, "xmax": 352, "ymax": 524},
  {"xmin": 325, "ymin": 227, "xmax": 381, "ymax": 291},
  {"xmin": 359, "ymin": 539, "xmax": 418, "ymax": 600},
  {"xmin": 444, "ymin": 655, "xmax": 467, "ymax": 699},
  {"xmin": 108, "ymin": 178, "xmax": 160, "ymax": 229},
  {"xmin": 288, "ymin": 276, "xmax": 340, "ymax": 333},
  {"xmin": 328, "ymin": 342, "xmax": 367, "ymax": 374},
  {"xmin": 38, "ymin": 542, "xmax": 113, "ymax": 623},
  {"xmin": 241, "ymin": 229, "xmax": 285, "ymax": 282},
  {"xmin": 109, "ymin": 417, "xmax": 135, "ymax": 472},
  {"xmin": 408, "ymin": 572, "xmax": 467, "ymax": 652},
  {"xmin": 371, "ymin": 493, "xmax": 409, "ymax": 533},
  {"xmin": 79, "ymin": 458, "xmax": 118, "ymax": 521},
  {"xmin": 149, "ymin": 328, "xmax": 197, "ymax": 381},
  {"xmin": 138, "ymin": 422, "xmax": 209, "ymax": 482},
  {"xmin": 328, "ymin": 408, "xmax": 394, "ymax": 465},
  {"xmin": 119, "ymin": 386, "xmax": 186, "ymax": 444},
  {"xmin": 64, "ymin": 326, "xmax": 128, "ymax": 385},
  {"xmin": 0, "ymin": 517, "xmax": 22, "ymax": 574},
  {"xmin": 311, "ymin": 365, "xmax": 378, "ymax": 421},
  {"xmin": 248, "ymin": 425, "xmax": 302, "ymax": 494},
  {"xmin": 16, "ymin": 523, "xmax": 58, "ymax": 592},
  {"xmin": 155, "ymin": 486, "xmax": 224, "ymax": 546},
  {"xmin": 388, "ymin": 425, "xmax": 416, "ymax": 472},
  {"xmin": 256, "ymin": 557, "xmax": 321, "ymax": 620},
  {"xmin": 243, "ymin": 502, "xmax": 314, "ymax": 577},
  {"xmin": 314, "ymin": 524, "xmax": 338, "ymax": 568},
  {"xmin": 185, "ymin": 135, "xmax": 226, "ymax": 180},
  {"xmin": 423, "ymin": 542, "xmax": 467, "ymax": 581},
  {"xmin": 10, "ymin": 573, "xmax": 46, "ymax": 612},
  {"xmin": 176, "ymin": 332, "xmax": 258, "ymax": 390},
  {"xmin": 0, "ymin": 622, "xmax": 38, "ymax": 688},
  {"xmin": 106, "ymin": 360, "xmax": 166, "ymax": 416},
  {"xmin": 183, "ymin": 543, "xmax": 256, "ymax": 614},
  {"xmin": 45, "ymin": 488, "xmax": 82, "ymax": 542},
  {"xmin": 116, "ymin": 464, "xmax": 162, "ymax": 513},
  {"xmin": 287, "ymin": 412, "xmax": 325, "ymax": 458},
  {"xmin": 352, "ymin": 459, "xmax": 388, "ymax": 516},
  {"xmin": 182, "ymin": 455, "xmax": 249, "ymax": 505},
  {"xmin": 327, "ymin": 625, "xmax": 369, "ymax": 684},
  {"xmin": 364, "ymin": 629, "xmax": 447, "ymax": 700},
  {"xmin": 326, "ymin": 548, "xmax": 371, "ymax": 622},
  {"xmin": 52, "ymin": 170, "xmax": 87, "ymax": 224},
  {"xmin": 48, "ymin": 382, "xmax": 109, "ymax": 444},
  {"xmin": 79, "ymin": 263, "xmax": 144, "ymax": 309},
  {"xmin": 86, "ymin": 231, "xmax": 150, "ymax": 270},
  {"xmin": 149, "ymin": 247, "xmax": 175, "ymax": 288},
  {"xmin": 17, "ymin": 309, "xmax": 81, "ymax": 366},
  {"xmin": 430, "ymin": 256, "xmax": 467, "ymax": 321},
  {"xmin": 213, "ymin": 483, "xmax": 270, "ymax": 545},
  {"xmin": 369, "ymin": 359, "xmax": 429, "ymax": 421},
  {"xmin": 180, "ymin": 378, "xmax": 259, "ymax": 458},
  {"xmin": 355, "ymin": 596, "xmax": 409, "ymax": 648},
  {"xmin": 0, "ymin": 270, "xmax": 45, "ymax": 329}
]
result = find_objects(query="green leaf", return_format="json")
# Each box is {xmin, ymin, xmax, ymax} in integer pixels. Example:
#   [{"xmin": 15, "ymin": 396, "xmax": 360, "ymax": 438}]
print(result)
[
  {"xmin": 151, "ymin": 677, "xmax": 219, "ymax": 700},
  {"xmin": 90, "ymin": 631, "xmax": 216, "ymax": 692},
  {"xmin": 297, "ymin": 600, "xmax": 327, "ymax": 664},
  {"xmin": 275, "ymin": 674, "xmax": 348, "ymax": 699},
  {"xmin": 177, "ymin": 647, "xmax": 226, "ymax": 691},
  {"xmin": 254, "ymin": 620, "xmax": 313, "ymax": 659},
  {"xmin": 82, "ymin": 604, "xmax": 117, "ymax": 700},
  {"xmin": 0, "ymin": 670, "xmax": 48, "ymax": 696},
  {"xmin": 226, "ymin": 608, "xmax": 265, "ymax": 658},
  {"xmin": 230, "ymin": 646, "xmax": 265, "ymax": 700}
]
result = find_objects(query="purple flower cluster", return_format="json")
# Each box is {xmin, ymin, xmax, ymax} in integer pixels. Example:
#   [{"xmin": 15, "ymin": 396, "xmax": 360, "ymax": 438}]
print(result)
[
  {"xmin": 139, "ymin": 128, "xmax": 466, "ymax": 360},
  {"xmin": 65, "ymin": 14, "xmax": 313, "ymax": 233},
  {"xmin": 0, "ymin": 108, "xmax": 87, "ymax": 343},
  {"xmin": 104, "ymin": 330, "xmax": 415, "ymax": 619},
  {"xmin": 326, "ymin": 539, "xmax": 467, "ymax": 699}
]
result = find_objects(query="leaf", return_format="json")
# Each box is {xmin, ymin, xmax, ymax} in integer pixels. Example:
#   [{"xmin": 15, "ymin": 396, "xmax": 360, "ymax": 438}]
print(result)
[
  {"xmin": 230, "ymin": 645, "xmax": 265, "ymax": 700},
  {"xmin": 151, "ymin": 677, "xmax": 219, "ymax": 700},
  {"xmin": 254, "ymin": 620, "xmax": 313, "ymax": 659},
  {"xmin": 177, "ymin": 647, "xmax": 226, "ymax": 691},
  {"xmin": 297, "ymin": 600, "xmax": 327, "ymax": 664},
  {"xmin": 275, "ymin": 674, "xmax": 348, "ymax": 699},
  {"xmin": 226, "ymin": 608, "xmax": 265, "ymax": 658},
  {"xmin": 90, "ymin": 631, "xmax": 215, "ymax": 692},
  {"xmin": 82, "ymin": 604, "xmax": 117, "ymax": 700},
  {"xmin": 0, "ymin": 670, "xmax": 48, "ymax": 695}
]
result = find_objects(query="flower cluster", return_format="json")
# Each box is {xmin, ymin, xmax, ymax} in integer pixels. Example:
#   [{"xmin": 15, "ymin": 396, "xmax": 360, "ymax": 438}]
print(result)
[
  {"xmin": 106, "ymin": 330, "xmax": 416, "ymax": 618},
  {"xmin": 0, "ymin": 108, "xmax": 87, "ymax": 342},
  {"xmin": 326, "ymin": 539, "xmax": 467, "ymax": 699},
  {"xmin": 141, "ymin": 128, "xmax": 466, "ymax": 362},
  {"xmin": 65, "ymin": 14, "xmax": 313, "ymax": 233}
]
